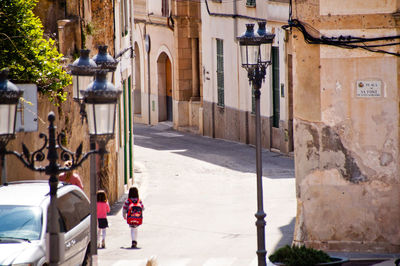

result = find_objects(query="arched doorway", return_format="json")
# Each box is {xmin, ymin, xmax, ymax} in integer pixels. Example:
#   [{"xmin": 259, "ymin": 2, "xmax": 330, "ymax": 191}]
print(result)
[{"xmin": 157, "ymin": 52, "xmax": 172, "ymax": 122}]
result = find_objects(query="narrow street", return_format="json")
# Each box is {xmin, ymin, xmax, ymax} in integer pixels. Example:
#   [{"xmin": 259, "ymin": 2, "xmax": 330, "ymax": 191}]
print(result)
[{"xmin": 98, "ymin": 123, "xmax": 296, "ymax": 266}]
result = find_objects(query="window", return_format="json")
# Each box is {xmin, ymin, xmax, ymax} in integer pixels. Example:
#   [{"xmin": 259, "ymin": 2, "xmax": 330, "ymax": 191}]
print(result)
[
  {"xmin": 162, "ymin": 0, "xmax": 169, "ymax": 17},
  {"xmin": 216, "ymin": 39, "xmax": 224, "ymax": 107},
  {"xmin": 246, "ymin": 0, "xmax": 256, "ymax": 7},
  {"xmin": 272, "ymin": 46, "xmax": 280, "ymax": 128},
  {"xmin": 57, "ymin": 191, "xmax": 90, "ymax": 231},
  {"xmin": 0, "ymin": 206, "xmax": 42, "ymax": 240}
]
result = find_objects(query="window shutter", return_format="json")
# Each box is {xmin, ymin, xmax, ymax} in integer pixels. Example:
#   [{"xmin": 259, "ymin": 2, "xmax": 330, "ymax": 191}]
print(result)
[{"xmin": 216, "ymin": 39, "xmax": 224, "ymax": 107}]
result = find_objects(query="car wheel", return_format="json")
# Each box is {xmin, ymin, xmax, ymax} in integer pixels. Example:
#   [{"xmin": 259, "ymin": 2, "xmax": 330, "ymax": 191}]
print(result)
[{"xmin": 82, "ymin": 244, "xmax": 91, "ymax": 266}]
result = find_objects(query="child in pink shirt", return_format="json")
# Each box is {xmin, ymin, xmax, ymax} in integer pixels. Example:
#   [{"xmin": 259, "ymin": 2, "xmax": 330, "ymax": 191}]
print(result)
[
  {"xmin": 97, "ymin": 190, "xmax": 110, "ymax": 248},
  {"xmin": 58, "ymin": 161, "xmax": 83, "ymax": 189}
]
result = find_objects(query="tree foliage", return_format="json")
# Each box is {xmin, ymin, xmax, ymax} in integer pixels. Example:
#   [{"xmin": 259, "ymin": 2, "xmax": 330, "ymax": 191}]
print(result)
[{"xmin": 0, "ymin": 0, "xmax": 71, "ymax": 104}]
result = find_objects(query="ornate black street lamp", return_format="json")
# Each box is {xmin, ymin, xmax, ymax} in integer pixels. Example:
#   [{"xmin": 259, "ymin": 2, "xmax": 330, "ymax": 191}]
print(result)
[
  {"xmin": 237, "ymin": 21, "xmax": 275, "ymax": 266},
  {"xmin": 69, "ymin": 46, "xmax": 120, "ymax": 262},
  {"xmin": 69, "ymin": 49, "xmax": 97, "ymax": 121},
  {"xmin": 0, "ymin": 69, "xmax": 23, "ymax": 144},
  {"xmin": 0, "ymin": 67, "xmax": 120, "ymax": 265},
  {"xmin": 92, "ymin": 45, "xmax": 118, "ymax": 73},
  {"xmin": 0, "ymin": 69, "xmax": 24, "ymax": 184}
]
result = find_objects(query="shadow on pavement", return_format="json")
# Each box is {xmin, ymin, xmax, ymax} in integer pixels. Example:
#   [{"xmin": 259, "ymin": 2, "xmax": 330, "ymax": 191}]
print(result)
[
  {"xmin": 133, "ymin": 123, "xmax": 295, "ymax": 179},
  {"xmin": 108, "ymin": 194, "xmax": 127, "ymax": 216},
  {"xmin": 272, "ymin": 218, "xmax": 295, "ymax": 252}
]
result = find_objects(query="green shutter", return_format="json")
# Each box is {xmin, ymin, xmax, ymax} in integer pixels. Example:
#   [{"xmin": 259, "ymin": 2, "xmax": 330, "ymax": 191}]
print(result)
[
  {"xmin": 216, "ymin": 39, "xmax": 224, "ymax": 107},
  {"xmin": 272, "ymin": 47, "xmax": 280, "ymax": 128},
  {"xmin": 128, "ymin": 77, "xmax": 133, "ymax": 184}
]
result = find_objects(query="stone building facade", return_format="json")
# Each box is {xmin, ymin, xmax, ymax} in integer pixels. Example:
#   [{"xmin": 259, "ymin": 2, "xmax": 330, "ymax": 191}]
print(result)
[
  {"xmin": 291, "ymin": 0, "xmax": 400, "ymax": 253},
  {"xmin": 201, "ymin": 0, "xmax": 293, "ymax": 154},
  {"xmin": 132, "ymin": 0, "xmax": 202, "ymax": 133},
  {"xmin": 1, "ymin": 0, "xmax": 135, "ymax": 203}
]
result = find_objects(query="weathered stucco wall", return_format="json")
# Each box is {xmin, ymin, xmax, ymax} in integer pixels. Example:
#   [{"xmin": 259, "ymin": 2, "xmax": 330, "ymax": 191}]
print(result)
[{"xmin": 292, "ymin": 0, "xmax": 400, "ymax": 253}]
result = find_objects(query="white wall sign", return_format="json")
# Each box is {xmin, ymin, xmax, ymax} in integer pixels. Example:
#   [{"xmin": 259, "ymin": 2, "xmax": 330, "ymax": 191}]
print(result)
[
  {"xmin": 356, "ymin": 80, "xmax": 382, "ymax": 98},
  {"xmin": 15, "ymin": 84, "xmax": 38, "ymax": 132}
]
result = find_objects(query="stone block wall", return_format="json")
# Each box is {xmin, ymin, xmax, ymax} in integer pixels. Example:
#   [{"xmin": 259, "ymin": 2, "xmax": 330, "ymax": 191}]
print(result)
[{"xmin": 292, "ymin": 0, "xmax": 400, "ymax": 253}]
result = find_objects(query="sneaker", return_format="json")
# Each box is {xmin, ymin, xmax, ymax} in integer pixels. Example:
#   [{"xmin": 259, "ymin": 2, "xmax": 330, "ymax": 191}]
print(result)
[
  {"xmin": 101, "ymin": 239, "xmax": 105, "ymax": 249},
  {"xmin": 131, "ymin": 241, "xmax": 137, "ymax": 248}
]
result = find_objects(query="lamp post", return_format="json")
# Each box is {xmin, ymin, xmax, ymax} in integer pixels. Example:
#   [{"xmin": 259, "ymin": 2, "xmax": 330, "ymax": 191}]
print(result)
[
  {"xmin": 83, "ymin": 70, "xmax": 121, "ymax": 260},
  {"xmin": 0, "ymin": 68, "xmax": 120, "ymax": 265},
  {"xmin": 0, "ymin": 69, "xmax": 23, "ymax": 185},
  {"xmin": 69, "ymin": 49, "xmax": 97, "ymax": 121},
  {"xmin": 69, "ymin": 46, "xmax": 120, "ymax": 262},
  {"xmin": 237, "ymin": 21, "xmax": 275, "ymax": 266}
]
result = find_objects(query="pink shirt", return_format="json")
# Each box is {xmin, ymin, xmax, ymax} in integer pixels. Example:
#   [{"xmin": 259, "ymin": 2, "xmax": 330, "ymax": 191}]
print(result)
[
  {"xmin": 59, "ymin": 172, "xmax": 83, "ymax": 189},
  {"xmin": 97, "ymin": 201, "xmax": 110, "ymax": 219}
]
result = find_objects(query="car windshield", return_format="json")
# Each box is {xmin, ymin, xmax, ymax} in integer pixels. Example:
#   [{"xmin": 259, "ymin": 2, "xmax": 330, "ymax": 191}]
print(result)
[{"xmin": 0, "ymin": 205, "xmax": 42, "ymax": 241}]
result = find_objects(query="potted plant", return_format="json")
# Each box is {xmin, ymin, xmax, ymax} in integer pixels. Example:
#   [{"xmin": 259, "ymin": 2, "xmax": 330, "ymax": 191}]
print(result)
[{"xmin": 269, "ymin": 245, "xmax": 348, "ymax": 266}]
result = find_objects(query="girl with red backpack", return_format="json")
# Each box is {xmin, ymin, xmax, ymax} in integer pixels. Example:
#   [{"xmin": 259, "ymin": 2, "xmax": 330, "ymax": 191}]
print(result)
[{"xmin": 122, "ymin": 186, "xmax": 144, "ymax": 248}]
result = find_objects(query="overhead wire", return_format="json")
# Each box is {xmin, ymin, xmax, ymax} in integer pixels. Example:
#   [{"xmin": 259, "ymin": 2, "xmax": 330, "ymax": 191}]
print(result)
[{"xmin": 284, "ymin": 0, "xmax": 400, "ymax": 56}]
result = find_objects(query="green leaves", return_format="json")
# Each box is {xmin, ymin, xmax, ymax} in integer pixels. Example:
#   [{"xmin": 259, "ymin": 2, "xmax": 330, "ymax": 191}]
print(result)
[
  {"xmin": 0, "ymin": 0, "xmax": 71, "ymax": 104},
  {"xmin": 269, "ymin": 245, "xmax": 332, "ymax": 266}
]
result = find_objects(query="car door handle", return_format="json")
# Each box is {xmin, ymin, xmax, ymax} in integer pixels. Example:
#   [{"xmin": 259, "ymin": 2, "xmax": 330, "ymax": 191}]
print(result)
[{"xmin": 66, "ymin": 239, "xmax": 76, "ymax": 248}]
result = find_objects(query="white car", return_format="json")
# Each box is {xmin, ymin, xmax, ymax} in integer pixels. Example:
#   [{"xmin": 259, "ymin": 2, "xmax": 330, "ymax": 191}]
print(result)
[{"xmin": 0, "ymin": 180, "xmax": 91, "ymax": 266}]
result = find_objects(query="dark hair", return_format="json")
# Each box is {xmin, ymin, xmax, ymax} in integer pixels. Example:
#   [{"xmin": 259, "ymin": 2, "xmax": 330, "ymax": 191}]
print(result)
[
  {"xmin": 128, "ymin": 187, "xmax": 139, "ymax": 199},
  {"xmin": 97, "ymin": 190, "xmax": 107, "ymax": 202}
]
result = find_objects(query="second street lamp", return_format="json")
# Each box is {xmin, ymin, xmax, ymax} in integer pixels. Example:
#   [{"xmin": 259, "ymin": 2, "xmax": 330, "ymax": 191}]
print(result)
[
  {"xmin": 83, "ymin": 70, "xmax": 121, "ymax": 142},
  {"xmin": 82, "ymin": 70, "xmax": 121, "ymax": 261},
  {"xmin": 69, "ymin": 49, "xmax": 98, "ymax": 121},
  {"xmin": 237, "ymin": 21, "xmax": 275, "ymax": 266},
  {"xmin": 69, "ymin": 47, "xmax": 119, "ymax": 261}
]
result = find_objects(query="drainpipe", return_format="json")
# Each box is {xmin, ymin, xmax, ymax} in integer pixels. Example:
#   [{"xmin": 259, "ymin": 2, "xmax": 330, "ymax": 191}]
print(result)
[
  {"xmin": 147, "ymin": 47, "xmax": 150, "ymax": 125},
  {"xmin": 191, "ymin": 38, "xmax": 200, "ymax": 100},
  {"xmin": 144, "ymin": 26, "xmax": 151, "ymax": 125},
  {"xmin": 234, "ymin": 0, "xmax": 240, "ymax": 109},
  {"xmin": 130, "ymin": 0, "xmax": 135, "ymax": 122},
  {"xmin": 233, "ymin": 0, "xmax": 238, "ymax": 37}
]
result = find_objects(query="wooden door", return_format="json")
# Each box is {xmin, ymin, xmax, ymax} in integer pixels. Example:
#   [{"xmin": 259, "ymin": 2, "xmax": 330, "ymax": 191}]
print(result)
[{"xmin": 166, "ymin": 58, "xmax": 172, "ymax": 121}]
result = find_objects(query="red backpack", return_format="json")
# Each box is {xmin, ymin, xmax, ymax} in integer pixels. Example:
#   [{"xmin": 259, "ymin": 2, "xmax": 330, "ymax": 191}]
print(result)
[{"xmin": 127, "ymin": 199, "xmax": 143, "ymax": 226}]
